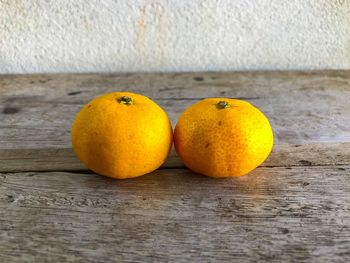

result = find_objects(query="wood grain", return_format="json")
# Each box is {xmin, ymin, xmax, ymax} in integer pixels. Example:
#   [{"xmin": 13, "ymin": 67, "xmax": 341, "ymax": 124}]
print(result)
[
  {"xmin": 0, "ymin": 143, "xmax": 349, "ymax": 172},
  {"xmin": 0, "ymin": 166, "xmax": 349, "ymax": 262},
  {"xmin": 0, "ymin": 71, "xmax": 349, "ymax": 262},
  {"xmin": 0, "ymin": 71, "xmax": 349, "ymax": 150}
]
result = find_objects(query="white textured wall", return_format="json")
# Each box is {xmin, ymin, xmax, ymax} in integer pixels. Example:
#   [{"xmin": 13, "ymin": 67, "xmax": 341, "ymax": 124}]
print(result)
[{"xmin": 0, "ymin": 0, "xmax": 349, "ymax": 73}]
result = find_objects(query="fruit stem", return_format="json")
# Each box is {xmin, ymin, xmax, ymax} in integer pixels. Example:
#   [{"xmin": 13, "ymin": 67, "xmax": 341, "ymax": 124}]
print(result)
[
  {"xmin": 118, "ymin": 96, "xmax": 134, "ymax": 105},
  {"xmin": 216, "ymin": 101, "xmax": 230, "ymax": 109}
]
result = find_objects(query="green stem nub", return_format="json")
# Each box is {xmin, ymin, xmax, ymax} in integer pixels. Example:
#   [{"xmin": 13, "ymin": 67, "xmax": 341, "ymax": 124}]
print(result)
[
  {"xmin": 216, "ymin": 101, "xmax": 230, "ymax": 109},
  {"xmin": 118, "ymin": 96, "xmax": 134, "ymax": 105}
]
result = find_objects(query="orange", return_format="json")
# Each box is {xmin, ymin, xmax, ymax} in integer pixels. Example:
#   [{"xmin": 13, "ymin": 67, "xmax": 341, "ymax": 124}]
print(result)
[
  {"xmin": 174, "ymin": 98, "xmax": 273, "ymax": 178},
  {"xmin": 71, "ymin": 92, "xmax": 172, "ymax": 179}
]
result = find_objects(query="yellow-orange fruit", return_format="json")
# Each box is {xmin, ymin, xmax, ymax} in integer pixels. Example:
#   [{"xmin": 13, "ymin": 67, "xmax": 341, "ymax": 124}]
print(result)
[
  {"xmin": 174, "ymin": 98, "xmax": 273, "ymax": 177},
  {"xmin": 71, "ymin": 92, "xmax": 173, "ymax": 179}
]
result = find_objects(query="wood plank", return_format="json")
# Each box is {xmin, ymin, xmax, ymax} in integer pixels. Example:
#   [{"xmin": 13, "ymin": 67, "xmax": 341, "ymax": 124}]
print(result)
[
  {"xmin": 0, "ymin": 166, "xmax": 349, "ymax": 262},
  {"xmin": 0, "ymin": 143, "xmax": 349, "ymax": 172},
  {"xmin": 0, "ymin": 71, "xmax": 349, "ymax": 150}
]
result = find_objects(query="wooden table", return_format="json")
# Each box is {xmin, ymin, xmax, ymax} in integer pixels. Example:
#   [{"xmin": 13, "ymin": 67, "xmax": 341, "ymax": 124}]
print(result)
[{"xmin": 0, "ymin": 71, "xmax": 349, "ymax": 262}]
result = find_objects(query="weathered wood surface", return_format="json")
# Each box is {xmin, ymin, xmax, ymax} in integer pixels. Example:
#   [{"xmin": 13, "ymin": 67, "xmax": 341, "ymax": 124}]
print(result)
[
  {"xmin": 1, "ymin": 166, "xmax": 349, "ymax": 262},
  {"xmin": 0, "ymin": 142, "xmax": 350, "ymax": 172},
  {"xmin": 0, "ymin": 71, "xmax": 349, "ymax": 149},
  {"xmin": 0, "ymin": 71, "xmax": 350, "ymax": 262}
]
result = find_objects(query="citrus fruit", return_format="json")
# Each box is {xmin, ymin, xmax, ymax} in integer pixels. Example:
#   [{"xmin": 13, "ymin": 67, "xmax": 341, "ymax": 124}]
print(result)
[
  {"xmin": 71, "ymin": 92, "xmax": 173, "ymax": 179},
  {"xmin": 174, "ymin": 98, "xmax": 273, "ymax": 178}
]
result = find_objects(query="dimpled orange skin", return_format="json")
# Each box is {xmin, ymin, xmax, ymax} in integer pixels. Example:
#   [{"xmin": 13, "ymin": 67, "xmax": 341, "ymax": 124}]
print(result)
[
  {"xmin": 174, "ymin": 98, "xmax": 273, "ymax": 178},
  {"xmin": 71, "ymin": 92, "xmax": 173, "ymax": 179}
]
